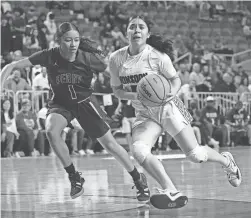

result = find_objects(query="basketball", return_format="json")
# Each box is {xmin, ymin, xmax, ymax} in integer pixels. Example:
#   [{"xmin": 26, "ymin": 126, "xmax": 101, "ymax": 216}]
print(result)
[{"xmin": 137, "ymin": 74, "xmax": 172, "ymax": 107}]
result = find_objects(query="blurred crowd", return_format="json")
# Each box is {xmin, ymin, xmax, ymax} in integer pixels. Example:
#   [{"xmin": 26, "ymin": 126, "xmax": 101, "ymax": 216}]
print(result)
[{"xmin": 1, "ymin": 1, "xmax": 251, "ymax": 158}]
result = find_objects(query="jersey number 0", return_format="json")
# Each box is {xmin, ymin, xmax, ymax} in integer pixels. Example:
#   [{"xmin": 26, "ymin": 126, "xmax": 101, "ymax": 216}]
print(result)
[{"xmin": 68, "ymin": 85, "xmax": 77, "ymax": 99}]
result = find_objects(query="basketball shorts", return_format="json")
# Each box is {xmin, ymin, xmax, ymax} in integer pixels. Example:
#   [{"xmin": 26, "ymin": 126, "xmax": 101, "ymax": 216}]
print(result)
[
  {"xmin": 121, "ymin": 117, "xmax": 136, "ymax": 134},
  {"xmin": 133, "ymin": 96, "xmax": 193, "ymax": 137},
  {"xmin": 47, "ymin": 99, "xmax": 110, "ymax": 139}
]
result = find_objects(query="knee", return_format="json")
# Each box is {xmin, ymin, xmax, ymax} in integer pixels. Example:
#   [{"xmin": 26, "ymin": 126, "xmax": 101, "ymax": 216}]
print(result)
[
  {"xmin": 131, "ymin": 141, "xmax": 151, "ymax": 165},
  {"xmin": 186, "ymin": 145, "xmax": 208, "ymax": 163}
]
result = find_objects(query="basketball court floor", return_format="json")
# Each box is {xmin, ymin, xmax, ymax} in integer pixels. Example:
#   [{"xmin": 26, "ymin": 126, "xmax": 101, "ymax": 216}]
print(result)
[{"xmin": 1, "ymin": 146, "xmax": 251, "ymax": 218}]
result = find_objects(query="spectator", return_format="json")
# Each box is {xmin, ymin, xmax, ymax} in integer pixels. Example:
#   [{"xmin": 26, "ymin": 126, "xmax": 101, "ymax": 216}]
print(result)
[
  {"xmin": 248, "ymin": 75, "xmax": 251, "ymax": 92},
  {"xmin": 234, "ymin": 75, "xmax": 249, "ymax": 94},
  {"xmin": 111, "ymin": 26, "xmax": 128, "ymax": 44},
  {"xmin": 104, "ymin": 2, "xmax": 118, "ymax": 25},
  {"xmin": 196, "ymin": 77, "xmax": 213, "ymax": 92},
  {"xmin": 38, "ymin": 24, "xmax": 48, "ymax": 49},
  {"xmin": 248, "ymin": 115, "xmax": 251, "ymax": 146},
  {"xmin": 16, "ymin": 99, "xmax": 45, "ymax": 156},
  {"xmin": 11, "ymin": 7, "xmax": 26, "ymax": 52},
  {"xmin": 67, "ymin": 119, "xmax": 90, "ymax": 155},
  {"xmin": 115, "ymin": 100, "xmax": 136, "ymax": 147},
  {"xmin": 1, "ymin": 1, "xmax": 12, "ymax": 14},
  {"xmin": 177, "ymin": 79, "xmax": 198, "ymax": 104},
  {"xmin": 237, "ymin": 66, "xmax": 248, "ymax": 84},
  {"xmin": 188, "ymin": 99, "xmax": 202, "ymax": 145},
  {"xmin": 23, "ymin": 29, "xmax": 41, "ymax": 54},
  {"xmin": 1, "ymin": 98, "xmax": 19, "ymax": 157},
  {"xmin": 44, "ymin": 12, "xmax": 57, "ymax": 44},
  {"xmin": 226, "ymin": 101, "xmax": 249, "ymax": 146},
  {"xmin": 1, "ymin": 15, "xmax": 12, "ymax": 54},
  {"xmin": 26, "ymin": 4, "xmax": 37, "ymax": 25},
  {"xmin": 173, "ymin": 35, "xmax": 188, "ymax": 58},
  {"xmin": 200, "ymin": 96, "xmax": 220, "ymax": 151},
  {"xmin": 212, "ymin": 73, "xmax": 235, "ymax": 92},
  {"xmin": 94, "ymin": 72, "xmax": 113, "ymax": 93},
  {"xmin": 4, "ymin": 68, "xmax": 32, "ymax": 94},
  {"xmin": 37, "ymin": 103, "xmax": 55, "ymax": 156},
  {"xmin": 32, "ymin": 67, "xmax": 50, "ymax": 90},
  {"xmin": 177, "ymin": 62, "xmax": 190, "ymax": 85},
  {"xmin": 185, "ymin": 32, "xmax": 204, "ymax": 57},
  {"xmin": 100, "ymin": 23, "xmax": 113, "ymax": 41},
  {"xmin": 212, "ymin": 33, "xmax": 225, "ymax": 51},
  {"xmin": 29, "ymin": 29, "xmax": 41, "ymax": 51},
  {"xmin": 36, "ymin": 12, "xmax": 46, "ymax": 30},
  {"xmin": 189, "ymin": 63, "xmax": 204, "ymax": 86}
]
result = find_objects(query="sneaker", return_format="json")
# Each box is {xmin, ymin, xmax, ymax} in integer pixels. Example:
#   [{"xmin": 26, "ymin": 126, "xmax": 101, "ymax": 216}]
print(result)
[
  {"xmin": 221, "ymin": 152, "xmax": 242, "ymax": 187},
  {"xmin": 150, "ymin": 188, "xmax": 188, "ymax": 209},
  {"xmin": 85, "ymin": 149, "xmax": 94, "ymax": 155},
  {"xmin": 132, "ymin": 173, "xmax": 150, "ymax": 202},
  {"xmin": 78, "ymin": 149, "xmax": 86, "ymax": 156},
  {"xmin": 100, "ymin": 149, "xmax": 108, "ymax": 154},
  {"xmin": 14, "ymin": 152, "xmax": 20, "ymax": 158},
  {"xmin": 69, "ymin": 171, "xmax": 85, "ymax": 199},
  {"xmin": 48, "ymin": 152, "xmax": 56, "ymax": 157}
]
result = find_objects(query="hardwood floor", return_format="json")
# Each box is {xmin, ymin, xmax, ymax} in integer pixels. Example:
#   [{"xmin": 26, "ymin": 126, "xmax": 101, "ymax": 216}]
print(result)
[{"xmin": 1, "ymin": 147, "xmax": 251, "ymax": 218}]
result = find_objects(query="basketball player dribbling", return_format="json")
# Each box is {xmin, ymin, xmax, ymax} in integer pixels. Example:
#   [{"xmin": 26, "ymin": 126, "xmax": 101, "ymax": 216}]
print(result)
[
  {"xmin": 108, "ymin": 15, "xmax": 242, "ymax": 209},
  {"xmin": 0, "ymin": 22, "xmax": 150, "ymax": 201}
]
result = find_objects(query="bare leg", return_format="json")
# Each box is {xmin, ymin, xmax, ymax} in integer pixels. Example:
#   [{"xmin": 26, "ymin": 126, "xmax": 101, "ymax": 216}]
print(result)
[
  {"xmin": 132, "ymin": 121, "xmax": 178, "ymax": 192},
  {"xmin": 174, "ymin": 124, "xmax": 228, "ymax": 167},
  {"xmin": 97, "ymin": 130, "xmax": 134, "ymax": 172},
  {"xmin": 45, "ymin": 113, "xmax": 72, "ymax": 167}
]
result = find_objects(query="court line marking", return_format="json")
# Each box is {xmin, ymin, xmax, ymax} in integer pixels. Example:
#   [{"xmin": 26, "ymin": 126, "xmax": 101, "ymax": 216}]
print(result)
[
  {"xmin": 102, "ymin": 154, "xmax": 186, "ymax": 160},
  {"xmin": 1, "ymin": 198, "xmax": 251, "ymax": 218},
  {"xmin": 2, "ymin": 193, "xmax": 251, "ymax": 203}
]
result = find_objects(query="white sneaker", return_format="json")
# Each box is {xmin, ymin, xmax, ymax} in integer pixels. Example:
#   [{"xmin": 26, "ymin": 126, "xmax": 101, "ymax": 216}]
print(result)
[
  {"xmin": 100, "ymin": 149, "xmax": 108, "ymax": 154},
  {"xmin": 85, "ymin": 149, "xmax": 94, "ymax": 155},
  {"xmin": 78, "ymin": 149, "xmax": 86, "ymax": 156},
  {"xmin": 14, "ymin": 152, "xmax": 20, "ymax": 158},
  {"xmin": 150, "ymin": 188, "xmax": 188, "ymax": 209},
  {"xmin": 48, "ymin": 152, "xmax": 56, "ymax": 157},
  {"xmin": 221, "ymin": 152, "xmax": 242, "ymax": 187}
]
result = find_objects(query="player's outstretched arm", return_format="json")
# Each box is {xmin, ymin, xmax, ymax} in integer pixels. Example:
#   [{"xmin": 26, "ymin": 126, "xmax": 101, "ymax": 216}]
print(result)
[{"xmin": 1, "ymin": 58, "xmax": 33, "ymax": 88}]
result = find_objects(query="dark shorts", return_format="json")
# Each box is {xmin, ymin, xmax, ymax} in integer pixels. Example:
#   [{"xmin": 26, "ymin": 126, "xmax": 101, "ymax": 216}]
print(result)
[{"xmin": 46, "ymin": 98, "xmax": 110, "ymax": 139}]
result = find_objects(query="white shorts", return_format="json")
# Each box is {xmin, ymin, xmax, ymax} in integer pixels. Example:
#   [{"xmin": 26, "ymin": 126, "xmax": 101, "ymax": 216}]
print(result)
[
  {"xmin": 132, "ymin": 96, "xmax": 193, "ymax": 137},
  {"xmin": 121, "ymin": 117, "xmax": 136, "ymax": 134}
]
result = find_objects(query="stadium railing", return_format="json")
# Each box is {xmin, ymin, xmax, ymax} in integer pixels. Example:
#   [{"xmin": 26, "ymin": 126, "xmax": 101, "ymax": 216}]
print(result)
[{"xmin": 1, "ymin": 90, "xmax": 250, "ymax": 116}]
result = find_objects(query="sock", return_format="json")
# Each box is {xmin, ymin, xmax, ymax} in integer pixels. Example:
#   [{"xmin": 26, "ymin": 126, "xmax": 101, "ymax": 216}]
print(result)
[
  {"xmin": 129, "ymin": 167, "xmax": 140, "ymax": 181},
  {"xmin": 64, "ymin": 163, "xmax": 76, "ymax": 176}
]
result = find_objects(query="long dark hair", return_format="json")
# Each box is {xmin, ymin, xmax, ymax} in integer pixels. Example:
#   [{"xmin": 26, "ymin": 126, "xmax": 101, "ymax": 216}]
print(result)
[
  {"xmin": 56, "ymin": 22, "xmax": 104, "ymax": 56},
  {"xmin": 1, "ymin": 97, "xmax": 14, "ymax": 120},
  {"xmin": 127, "ymin": 16, "xmax": 174, "ymax": 61}
]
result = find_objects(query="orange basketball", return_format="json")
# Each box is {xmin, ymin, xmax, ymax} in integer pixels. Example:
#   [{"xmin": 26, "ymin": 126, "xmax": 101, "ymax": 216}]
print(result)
[{"xmin": 137, "ymin": 74, "xmax": 172, "ymax": 107}]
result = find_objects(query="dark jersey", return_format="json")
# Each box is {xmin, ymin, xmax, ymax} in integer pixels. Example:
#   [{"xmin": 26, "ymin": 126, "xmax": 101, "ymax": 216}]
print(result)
[
  {"xmin": 29, "ymin": 47, "xmax": 107, "ymax": 105},
  {"xmin": 201, "ymin": 106, "xmax": 218, "ymax": 125},
  {"xmin": 226, "ymin": 108, "xmax": 248, "ymax": 126}
]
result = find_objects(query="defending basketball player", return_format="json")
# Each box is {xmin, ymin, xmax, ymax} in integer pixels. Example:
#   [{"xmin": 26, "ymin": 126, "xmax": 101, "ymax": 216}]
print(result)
[
  {"xmin": 108, "ymin": 16, "xmax": 242, "ymax": 209},
  {"xmin": 1, "ymin": 22, "xmax": 150, "ymax": 201}
]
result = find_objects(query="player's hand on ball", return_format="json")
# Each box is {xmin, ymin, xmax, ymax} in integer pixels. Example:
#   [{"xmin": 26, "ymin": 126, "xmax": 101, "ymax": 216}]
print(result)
[{"xmin": 136, "ymin": 93, "xmax": 148, "ymax": 109}]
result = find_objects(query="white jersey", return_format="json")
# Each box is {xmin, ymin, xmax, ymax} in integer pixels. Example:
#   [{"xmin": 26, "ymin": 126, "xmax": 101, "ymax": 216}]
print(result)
[{"xmin": 109, "ymin": 44, "xmax": 176, "ymax": 111}]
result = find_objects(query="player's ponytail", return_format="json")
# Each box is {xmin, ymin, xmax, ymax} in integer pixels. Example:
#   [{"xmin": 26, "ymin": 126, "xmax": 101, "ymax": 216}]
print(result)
[
  {"xmin": 146, "ymin": 35, "xmax": 174, "ymax": 61},
  {"xmin": 79, "ymin": 37, "xmax": 105, "ymax": 56},
  {"xmin": 127, "ymin": 15, "xmax": 174, "ymax": 61}
]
